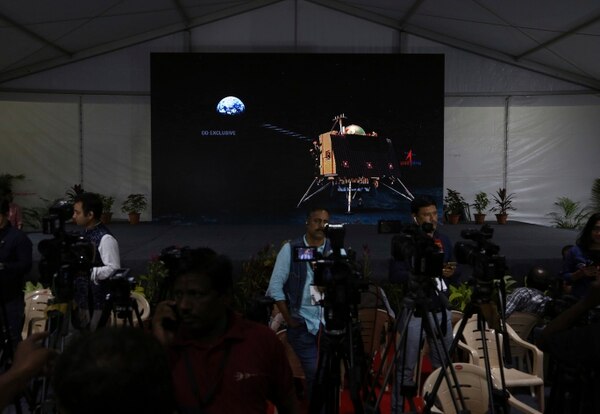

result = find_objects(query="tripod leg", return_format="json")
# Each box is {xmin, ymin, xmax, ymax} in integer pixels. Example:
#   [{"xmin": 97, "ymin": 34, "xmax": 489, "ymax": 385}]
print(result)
[
  {"xmin": 343, "ymin": 322, "xmax": 365, "ymax": 414},
  {"xmin": 392, "ymin": 308, "xmax": 424, "ymax": 413},
  {"xmin": 96, "ymin": 300, "xmax": 114, "ymax": 330},
  {"xmin": 132, "ymin": 298, "xmax": 144, "ymax": 328},
  {"xmin": 309, "ymin": 334, "xmax": 338, "ymax": 414},
  {"xmin": 421, "ymin": 310, "xmax": 467, "ymax": 414}
]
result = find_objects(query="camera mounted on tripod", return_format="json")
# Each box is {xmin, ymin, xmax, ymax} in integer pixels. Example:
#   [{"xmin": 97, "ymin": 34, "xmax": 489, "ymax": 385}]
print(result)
[
  {"xmin": 454, "ymin": 224, "xmax": 506, "ymax": 302},
  {"xmin": 388, "ymin": 222, "xmax": 445, "ymax": 280},
  {"xmin": 37, "ymin": 201, "xmax": 95, "ymax": 302},
  {"xmin": 293, "ymin": 223, "xmax": 368, "ymax": 333},
  {"xmin": 454, "ymin": 224, "xmax": 505, "ymax": 281},
  {"xmin": 105, "ymin": 268, "xmax": 136, "ymax": 308}
]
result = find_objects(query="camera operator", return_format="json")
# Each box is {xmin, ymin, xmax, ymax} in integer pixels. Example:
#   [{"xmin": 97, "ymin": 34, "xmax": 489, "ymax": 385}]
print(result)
[
  {"xmin": 71, "ymin": 192, "xmax": 121, "ymax": 331},
  {"xmin": 0, "ymin": 199, "xmax": 33, "ymax": 346},
  {"xmin": 389, "ymin": 195, "xmax": 459, "ymax": 413},
  {"xmin": 266, "ymin": 206, "xmax": 331, "ymax": 404}
]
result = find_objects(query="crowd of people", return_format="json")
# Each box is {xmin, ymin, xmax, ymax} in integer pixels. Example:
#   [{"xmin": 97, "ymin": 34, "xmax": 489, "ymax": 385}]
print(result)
[{"xmin": 0, "ymin": 190, "xmax": 599, "ymax": 413}]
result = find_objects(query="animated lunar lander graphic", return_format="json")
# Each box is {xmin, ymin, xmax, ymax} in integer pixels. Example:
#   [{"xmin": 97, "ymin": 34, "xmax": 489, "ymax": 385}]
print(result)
[{"xmin": 297, "ymin": 114, "xmax": 414, "ymax": 213}]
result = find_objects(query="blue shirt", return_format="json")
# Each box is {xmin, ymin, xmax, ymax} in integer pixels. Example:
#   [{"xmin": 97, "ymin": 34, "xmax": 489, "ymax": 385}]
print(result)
[{"xmin": 267, "ymin": 236, "xmax": 325, "ymax": 335}]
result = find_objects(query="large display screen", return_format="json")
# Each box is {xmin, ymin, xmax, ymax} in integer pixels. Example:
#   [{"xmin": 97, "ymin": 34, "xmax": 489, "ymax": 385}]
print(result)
[{"xmin": 151, "ymin": 53, "xmax": 444, "ymax": 224}]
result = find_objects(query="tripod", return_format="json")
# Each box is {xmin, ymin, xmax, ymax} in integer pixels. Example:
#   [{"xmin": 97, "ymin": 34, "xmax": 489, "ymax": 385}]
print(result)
[
  {"xmin": 422, "ymin": 283, "xmax": 511, "ymax": 414},
  {"xmin": 364, "ymin": 273, "xmax": 465, "ymax": 414},
  {"xmin": 309, "ymin": 303, "xmax": 367, "ymax": 414},
  {"xmin": 97, "ymin": 291, "xmax": 144, "ymax": 328}
]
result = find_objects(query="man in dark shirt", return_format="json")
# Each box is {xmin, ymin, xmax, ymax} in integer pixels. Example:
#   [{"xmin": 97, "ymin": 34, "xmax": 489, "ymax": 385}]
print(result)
[
  {"xmin": 153, "ymin": 247, "xmax": 299, "ymax": 414},
  {"xmin": 0, "ymin": 199, "xmax": 32, "ymax": 346}
]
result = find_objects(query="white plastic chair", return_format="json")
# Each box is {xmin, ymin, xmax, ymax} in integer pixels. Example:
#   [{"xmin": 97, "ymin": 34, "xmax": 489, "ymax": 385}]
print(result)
[
  {"xmin": 506, "ymin": 311, "xmax": 542, "ymax": 370},
  {"xmin": 453, "ymin": 315, "xmax": 545, "ymax": 412},
  {"xmin": 422, "ymin": 363, "xmax": 492, "ymax": 414},
  {"xmin": 22, "ymin": 289, "xmax": 54, "ymax": 339},
  {"xmin": 109, "ymin": 291, "xmax": 151, "ymax": 326}
]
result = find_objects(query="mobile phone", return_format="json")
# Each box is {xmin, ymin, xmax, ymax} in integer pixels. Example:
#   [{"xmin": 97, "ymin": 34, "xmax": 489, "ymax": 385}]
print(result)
[{"xmin": 161, "ymin": 304, "xmax": 181, "ymax": 331}]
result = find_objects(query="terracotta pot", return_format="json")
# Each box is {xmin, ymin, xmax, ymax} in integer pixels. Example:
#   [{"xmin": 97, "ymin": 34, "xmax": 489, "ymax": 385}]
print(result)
[
  {"xmin": 128, "ymin": 212, "xmax": 141, "ymax": 225},
  {"xmin": 495, "ymin": 213, "xmax": 508, "ymax": 224},
  {"xmin": 447, "ymin": 214, "xmax": 461, "ymax": 224},
  {"xmin": 101, "ymin": 212, "xmax": 112, "ymax": 225},
  {"xmin": 474, "ymin": 213, "xmax": 486, "ymax": 225}
]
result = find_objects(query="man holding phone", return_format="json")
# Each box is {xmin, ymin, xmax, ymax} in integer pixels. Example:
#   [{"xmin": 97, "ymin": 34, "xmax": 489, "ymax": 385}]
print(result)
[
  {"xmin": 389, "ymin": 195, "xmax": 460, "ymax": 413},
  {"xmin": 266, "ymin": 206, "xmax": 331, "ymax": 404},
  {"xmin": 152, "ymin": 248, "xmax": 299, "ymax": 414}
]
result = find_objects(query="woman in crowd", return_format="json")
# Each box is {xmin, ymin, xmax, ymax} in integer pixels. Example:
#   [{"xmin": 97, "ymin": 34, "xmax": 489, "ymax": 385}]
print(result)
[{"xmin": 562, "ymin": 212, "xmax": 600, "ymax": 298}]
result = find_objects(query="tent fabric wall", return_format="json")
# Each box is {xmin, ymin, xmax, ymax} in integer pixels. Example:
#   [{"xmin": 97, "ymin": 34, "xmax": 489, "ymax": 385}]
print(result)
[
  {"xmin": 0, "ymin": 3, "xmax": 598, "ymax": 227},
  {"xmin": 82, "ymin": 95, "xmax": 151, "ymax": 221},
  {"xmin": 0, "ymin": 93, "xmax": 150, "ymax": 221},
  {"xmin": 0, "ymin": 94, "xmax": 80, "ymax": 212},
  {"xmin": 445, "ymin": 95, "xmax": 600, "ymax": 226}
]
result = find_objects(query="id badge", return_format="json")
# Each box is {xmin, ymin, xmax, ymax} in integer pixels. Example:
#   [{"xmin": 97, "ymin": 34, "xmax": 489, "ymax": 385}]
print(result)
[{"xmin": 309, "ymin": 285, "xmax": 325, "ymax": 305}]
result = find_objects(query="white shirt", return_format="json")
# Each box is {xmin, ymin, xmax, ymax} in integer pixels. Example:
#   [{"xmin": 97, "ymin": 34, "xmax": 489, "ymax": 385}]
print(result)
[{"xmin": 91, "ymin": 234, "xmax": 121, "ymax": 284}]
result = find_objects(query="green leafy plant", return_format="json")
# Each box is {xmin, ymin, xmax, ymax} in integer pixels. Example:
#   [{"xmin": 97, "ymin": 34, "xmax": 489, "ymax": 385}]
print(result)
[
  {"xmin": 449, "ymin": 283, "xmax": 472, "ymax": 312},
  {"xmin": 65, "ymin": 184, "xmax": 84, "ymax": 203},
  {"xmin": 444, "ymin": 188, "xmax": 467, "ymax": 215},
  {"xmin": 121, "ymin": 193, "xmax": 148, "ymax": 214},
  {"xmin": 0, "ymin": 173, "xmax": 25, "ymax": 199},
  {"xmin": 98, "ymin": 194, "xmax": 115, "ymax": 214},
  {"xmin": 546, "ymin": 196, "xmax": 590, "ymax": 229},
  {"xmin": 22, "ymin": 197, "xmax": 54, "ymax": 230},
  {"xmin": 502, "ymin": 274, "xmax": 518, "ymax": 294},
  {"xmin": 491, "ymin": 187, "xmax": 516, "ymax": 215},
  {"xmin": 232, "ymin": 244, "xmax": 278, "ymax": 317},
  {"xmin": 472, "ymin": 192, "xmax": 490, "ymax": 215},
  {"xmin": 136, "ymin": 256, "xmax": 169, "ymax": 308},
  {"xmin": 23, "ymin": 281, "xmax": 45, "ymax": 293}
]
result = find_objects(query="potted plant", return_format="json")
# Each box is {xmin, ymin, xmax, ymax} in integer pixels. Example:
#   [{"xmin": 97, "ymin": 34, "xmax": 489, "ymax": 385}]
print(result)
[
  {"xmin": 98, "ymin": 194, "xmax": 115, "ymax": 224},
  {"xmin": 121, "ymin": 193, "xmax": 148, "ymax": 224},
  {"xmin": 546, "ymin": 196, "xmax": 589, "ymax": 229},
  {"xmin": 491, "ymin": 187, "xmax": 516, "ymax": 224},
  {"xmin": 135, "ymin": 256, "xmax": 169, "ymax": 308},
  {"xmin": 0, "ymin": 173, "xmax": 25, "ymax": 199},
  {"xmin": 65, "ymin": 184, "xmax": 85, "ymax": 203},
  {"xmin": 471, "ymin": 191, "xmax": 490, "ymax": 224},
  {"xmin": 232, "ymin": 244, "xmax": 278, "ymax": 320},
  {"xmin": 444, "ymin": 188, "xmax": 466, "ymax": 224}
]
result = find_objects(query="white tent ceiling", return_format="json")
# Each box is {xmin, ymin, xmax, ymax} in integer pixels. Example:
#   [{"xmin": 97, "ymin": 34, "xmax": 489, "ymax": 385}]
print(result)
[{"xmin": 1, "ymin": 0, "xmax": 600, "ymax": 90}]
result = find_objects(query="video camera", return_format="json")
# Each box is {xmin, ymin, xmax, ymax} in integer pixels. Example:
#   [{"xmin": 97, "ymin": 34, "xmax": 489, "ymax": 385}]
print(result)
[
  {"xmin": 41, "ymin": 200, "xmax": 73, "ymax": 236},
  {"xmin": 105, "ymin": 268, "xmax": 137, "ymax": 313},
  {"xmin": 293, "ymin": 223, "xmax": 368, "ymax": 332},
  {"xmin": 454, "ymin": 224, "xmax": 506, "ymax": 282},
  {"xmin": 38, "ymin": 201, "xmax": 95, "ymax": 302},
  {"xmin": 380, "ymin": 220, "xmax": 444, "ymax": 279}
]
